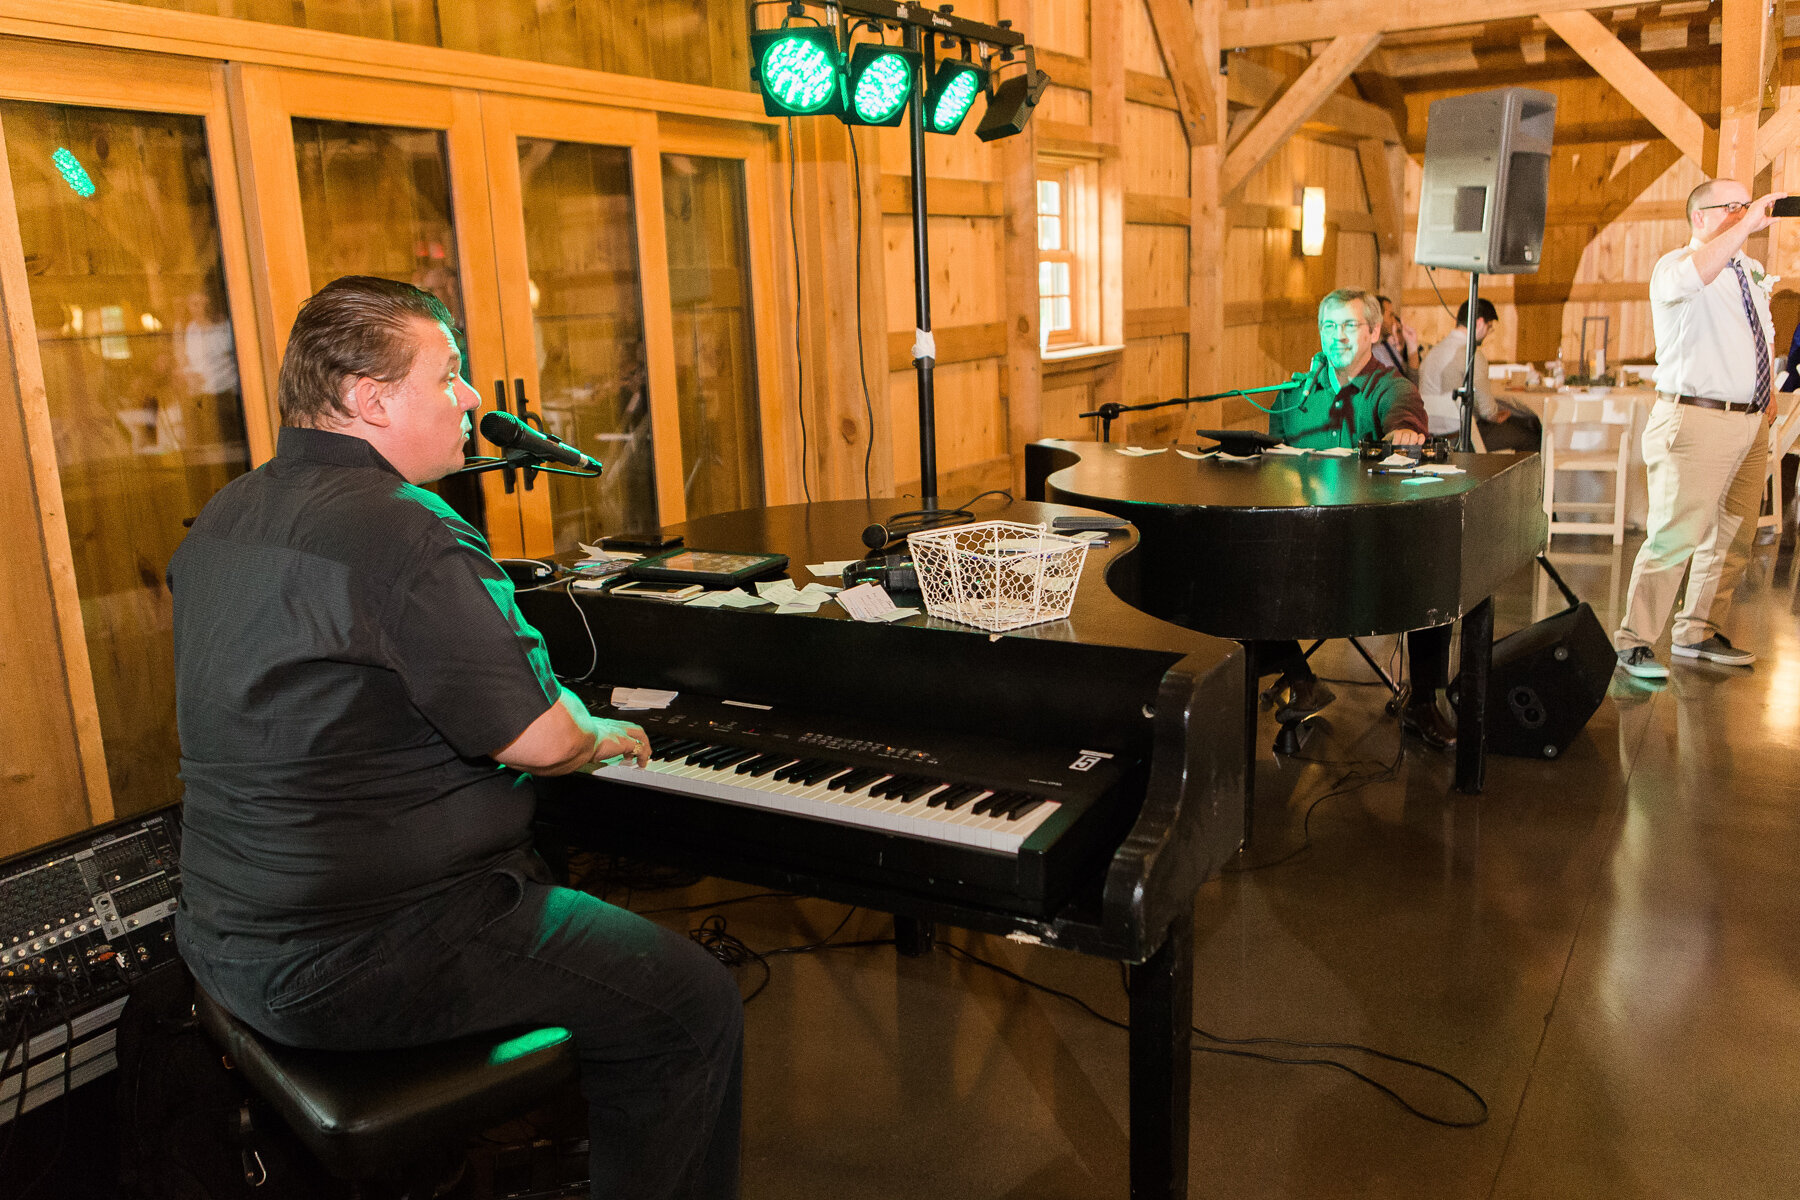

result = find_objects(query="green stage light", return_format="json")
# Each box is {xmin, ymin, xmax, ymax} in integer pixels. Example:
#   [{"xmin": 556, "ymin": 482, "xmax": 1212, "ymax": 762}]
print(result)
[
  {"xmin": 924, "ymin": 59, "xmax": 986, "ymax": 134},
  {"xmin": 842, "ymin": 44, "xmax": 921, "ymax": 127},
  {"xmin": 751, "ymin": 27, "xmax": 845, "ymax": 117},
  {"xmin": 52, "ymin": 147, "xmax": 95, "ymax": 197}
]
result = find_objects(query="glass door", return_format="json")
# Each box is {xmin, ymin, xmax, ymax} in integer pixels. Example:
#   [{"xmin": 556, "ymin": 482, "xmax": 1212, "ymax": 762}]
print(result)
[
  {"xmin": 480, "ymin": 95, "xmax": 684, "ymax": 554},
  {"xmin": 0, "ymin": 42, "xmax": 268, "ymax": 820},
  {"xmin": 657, "ymin": 118, "xmax": 793, "ymax": 518},
  {"xmin": 227, "ymin": 67, "xmax": 521, "ymax": 551}
]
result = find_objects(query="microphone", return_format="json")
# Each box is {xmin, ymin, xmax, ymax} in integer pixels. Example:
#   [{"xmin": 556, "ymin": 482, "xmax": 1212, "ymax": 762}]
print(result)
[{"xmin": 479, "ymin": 410, "xmax": 602, "ymax": 473}]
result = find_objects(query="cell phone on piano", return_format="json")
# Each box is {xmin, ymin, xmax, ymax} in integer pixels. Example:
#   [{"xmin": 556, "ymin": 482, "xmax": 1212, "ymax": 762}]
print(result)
[{"xmin": 601, "ymin": 531, "xmax": 684, "ymax": 552}]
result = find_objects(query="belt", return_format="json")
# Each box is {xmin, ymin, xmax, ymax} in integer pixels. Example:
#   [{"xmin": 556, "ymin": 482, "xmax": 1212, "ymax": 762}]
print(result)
[{"xmin": 1657, "ymin": 392, "xmax": 1763, "ymax": 414}]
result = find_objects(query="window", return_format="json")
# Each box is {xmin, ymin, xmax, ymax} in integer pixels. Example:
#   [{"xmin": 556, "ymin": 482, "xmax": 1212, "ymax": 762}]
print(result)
[
  {"xmin": 1038, "ymin": 171, "xmax": 1078, "ymax": 348},
  {"xmin": 1037, "ymin": 160, "xmax": 1098, "ymax": 352}
]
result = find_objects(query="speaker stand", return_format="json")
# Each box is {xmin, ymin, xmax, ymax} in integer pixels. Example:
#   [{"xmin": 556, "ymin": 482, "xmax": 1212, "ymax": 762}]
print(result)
[{"xmin": 1457, "ymin": 271, "xmax": 1481, "ymax": 453}]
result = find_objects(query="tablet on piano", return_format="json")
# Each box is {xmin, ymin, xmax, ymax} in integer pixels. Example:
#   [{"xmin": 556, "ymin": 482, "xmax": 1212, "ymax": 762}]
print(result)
[
  {"xmin": 1194, "ymin": 428, "xmax": 1282, "ymax": 456},
  {"xmin": 626, "ymin": 549, "xmax": 790, "ymax": 588}
]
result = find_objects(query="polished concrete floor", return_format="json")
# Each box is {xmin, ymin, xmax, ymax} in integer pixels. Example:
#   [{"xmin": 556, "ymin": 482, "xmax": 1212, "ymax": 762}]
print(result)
[{"xmin": 619, "ymin": 527, "xmax": 1800, "ymax": 1200}]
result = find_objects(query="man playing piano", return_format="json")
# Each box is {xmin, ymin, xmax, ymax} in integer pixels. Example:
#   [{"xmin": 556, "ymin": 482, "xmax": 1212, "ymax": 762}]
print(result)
[
  {"xmin": 1257, "ymin": 288, "xmax": 1459, "ymax": 751},
  {"xmin": 167, "ymin": 276, "xmax": 742, "ymax": 1200}
]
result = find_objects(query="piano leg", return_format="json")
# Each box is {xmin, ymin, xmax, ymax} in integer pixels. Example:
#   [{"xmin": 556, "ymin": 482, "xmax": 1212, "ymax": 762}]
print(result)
[
  {"xmin": 1128, "ymin": 908, "xmax": 1194, "ymax": 1200},
  {"xmin": 1241, "ymin": 654, "xmax": 1258, "ymax": 850},
  {"xmin": 1454, "ymin": 597, "xmax": 1493, "ymax": 794},
  {"xmin": 894, "ymin": 916, "xmax": 936, "ymax": 956}
]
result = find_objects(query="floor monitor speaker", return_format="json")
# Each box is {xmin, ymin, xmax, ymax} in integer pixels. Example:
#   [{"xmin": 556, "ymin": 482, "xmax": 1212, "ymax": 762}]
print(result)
[
  {"xmin": 1415, "ymin": 87, "xmax": 1556, "ymax": 274},
  {"xmin": 1484, "ymin": 601, "xmax": 1613, "ymax": 759}
]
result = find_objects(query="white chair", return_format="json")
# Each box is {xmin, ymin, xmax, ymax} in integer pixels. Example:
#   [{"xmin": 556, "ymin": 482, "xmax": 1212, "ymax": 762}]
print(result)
[
  {"xmin": 1542, "ymin": 391, "xmax": 1635, "ymax": 545},
  {"xmin": 1760, "ymin": 393, "xmax": 1800, "ymax": 537}
]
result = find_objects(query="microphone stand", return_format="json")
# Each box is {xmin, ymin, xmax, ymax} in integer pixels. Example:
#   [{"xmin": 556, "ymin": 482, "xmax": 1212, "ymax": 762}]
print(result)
[
  {"xmin": 1079, "ymin": 380, "xmax": 1300, "ymax": 444},
  {"xmin": 457, "ymin": 449, "xmax": 540, "ymax": 491}
]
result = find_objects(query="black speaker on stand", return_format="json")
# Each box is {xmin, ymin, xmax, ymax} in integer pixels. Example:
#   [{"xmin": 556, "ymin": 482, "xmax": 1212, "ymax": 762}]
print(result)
[
  {"xmin": 1414, "ymin": 86, "xmax": 1557, "ymax": 450},
  {"xmin": 1481, "ymin": 556, "xmax": 1614, "ymax": 759}
]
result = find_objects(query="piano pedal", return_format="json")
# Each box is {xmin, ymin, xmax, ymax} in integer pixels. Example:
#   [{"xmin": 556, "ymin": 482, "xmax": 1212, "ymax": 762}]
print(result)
[
  {"xmin": 1383, "ymin": 683, "xmax": 1416, "ymax": 718},
  {"xmin": 1271, "ymin": 714, "xmax": 1321, "ymax": 757}
]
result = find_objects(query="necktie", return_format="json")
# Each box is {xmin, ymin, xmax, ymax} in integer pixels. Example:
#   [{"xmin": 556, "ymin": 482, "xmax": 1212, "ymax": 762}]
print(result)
[{"xmin": 1729, "ymin": 258, "xmax": 1771, "ymax": 411}]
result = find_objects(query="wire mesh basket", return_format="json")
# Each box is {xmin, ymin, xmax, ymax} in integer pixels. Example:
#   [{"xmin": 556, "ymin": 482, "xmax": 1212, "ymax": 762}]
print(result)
[{"xmin": 907, "ymin": 520, "xmax": 1089, "ymax": 632}]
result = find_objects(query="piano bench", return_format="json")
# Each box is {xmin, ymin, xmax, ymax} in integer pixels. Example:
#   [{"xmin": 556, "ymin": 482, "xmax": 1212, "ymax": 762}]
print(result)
[{"xmin": 194, "ymin": 986, "xmax": 579, "ymax": 1182}]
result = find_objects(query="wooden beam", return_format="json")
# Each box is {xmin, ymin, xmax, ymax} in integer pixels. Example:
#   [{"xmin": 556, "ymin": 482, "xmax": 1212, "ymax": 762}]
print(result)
[
  {"xmin": 1222, "ymin": 33, "xmax": 1382, "ymax": 196},
  {"xmin": 1228, "ymin": 53, "xmax": 1401, "ymax": 143},
  {"xmin": 1538, "ymin": 10, "xmax": 1711, "ymax": 167},
  {"xmin": 1126, "ymin": 70, "xmax": 1178, "ymax": 110},
  {"xmin": 1126, "ymin": 192, "xmax": 1193, "ymax": 225},
  {"xmin": 1225, "ymin": 0, "xmax": 1624, "ymax": 50},
  {"xmin": 877, "ymin": 174, "xmax": 1004, "ymax": 217},
  {"xmin": 1037, "ymin": 50, "xmax": 1092, "ymax": 92},
  {"xmin": 886, "ymin": 322, "xmax": 1007, "ymax": 372},
  {"xmin": 1357, "ymin": 138, "xmax": 1402, "ymax": 254},
  {"xmin": 1757, "ymin": 94, "xmax": 1800, "ymax": 172},
  {"xmin": 999, "ymin": 0, "xmax": 1040, "ymax": 497},
  {"xmin": 1718, "ymin": 0, "xmax": 1778, "ymax": 183},
  {"xmin": 1143, "ymin": 0, "xmax": 1220, "ymax": 145},
  {"xmin": 1127, "ymin": 306, "xmax": 1191, "ymax": 340},
  {"xmin": 1229, "ymin": 202, "xmax": 1379, "ymax": 233}
]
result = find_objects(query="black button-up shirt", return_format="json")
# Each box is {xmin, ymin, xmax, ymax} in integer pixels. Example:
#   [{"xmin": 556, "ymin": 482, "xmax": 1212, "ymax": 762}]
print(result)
[
  {"xmin": 1270, "ymin": 353, "xmax": 1429, "ymax": 449},
  {"xmin": 168, "ymin": 427, "xmax": 562, "ymax": 940}
]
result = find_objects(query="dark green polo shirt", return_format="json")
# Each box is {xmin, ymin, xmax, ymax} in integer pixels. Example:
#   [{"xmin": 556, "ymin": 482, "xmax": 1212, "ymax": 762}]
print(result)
[
  {"xmin": 168, "ymin": 427, "xmax": 562, "ymax": 940},
  {"xmin": 1270, "ymin": 354, "xmax": 1430, "ymax": 449}
]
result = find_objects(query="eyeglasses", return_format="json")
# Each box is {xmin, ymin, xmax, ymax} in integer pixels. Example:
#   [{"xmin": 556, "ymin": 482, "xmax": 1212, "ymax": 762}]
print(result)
[
  {"xmin": 1318, "ymin": 320, "xmax": 1368, "ymax": 335},
  {"xmin": 1695, "ymin": 201, "xmax": 1751, "ymax": 215}
]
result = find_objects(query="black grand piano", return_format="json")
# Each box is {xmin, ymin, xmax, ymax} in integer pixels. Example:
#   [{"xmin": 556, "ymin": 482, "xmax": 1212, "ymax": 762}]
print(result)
[
  {"xmin": 519, "ymin": 498, "xmax": 1245, "ymax": 1200},
  {"xmin": 1026, "ymin": 439, "xmax": 1547, "ymax": 808}
]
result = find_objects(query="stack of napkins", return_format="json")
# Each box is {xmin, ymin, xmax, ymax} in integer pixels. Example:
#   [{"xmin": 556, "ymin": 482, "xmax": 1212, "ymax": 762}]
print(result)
[
  {"xmin": 611, "ymin": 687, "xmax": 676, "ymax": 710},
  {"xmin": 575, "ymin": 542, "xmax": 641, "ymax": 566},
  {"xmin": 806, "ymin": 560, "xmax": 859, "ymax": 577},
  {"xmin": 1313, "ymin": 446, "xmax": 1357, "ymax": 458},
  {"xmin": 755, "ymin": 579, "xmax": 841, "ymax": 613},
  {"xmin": 1376, "ymin": 453, "xmax": 1417, "ymax": 467},
  {"xmin": 835, "ymin": 582, "xmax": 919, "ymax": 623},
  {"xmin": 685, "ymin": 588, "xmax": 768, "ymax": 609}
]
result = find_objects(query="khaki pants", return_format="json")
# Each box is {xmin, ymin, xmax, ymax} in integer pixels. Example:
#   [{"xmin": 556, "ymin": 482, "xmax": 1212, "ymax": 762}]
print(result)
[{"xmin": 1616, "ymin": 400, "xmax": 1768, "ymax": 650}]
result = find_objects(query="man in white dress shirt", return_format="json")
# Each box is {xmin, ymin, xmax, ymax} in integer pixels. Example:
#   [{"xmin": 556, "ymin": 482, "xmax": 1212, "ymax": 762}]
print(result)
[
  {"xmin": 1417, "ymin": 298, "xmax": 1540, "ymax": 451},
  {"xmin": 1614, "ymin": 178, "xmax": 1781, "ymax": 680}
]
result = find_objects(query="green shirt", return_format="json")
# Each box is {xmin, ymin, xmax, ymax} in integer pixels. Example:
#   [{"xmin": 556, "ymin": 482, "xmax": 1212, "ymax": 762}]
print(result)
[{"xmin": 1270, "ymin": 354, "xmax": 1430, "ymax": 449}]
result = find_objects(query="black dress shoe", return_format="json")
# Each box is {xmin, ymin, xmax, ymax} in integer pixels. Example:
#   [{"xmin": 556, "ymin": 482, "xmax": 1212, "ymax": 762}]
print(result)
[
  {"xmin": 1399, "ymin": 698, "xmax": 1457, "ymax": 750},
  {"xmin": 1274, "ymin": 676, "xmax": 1336, "ymax": 723}
]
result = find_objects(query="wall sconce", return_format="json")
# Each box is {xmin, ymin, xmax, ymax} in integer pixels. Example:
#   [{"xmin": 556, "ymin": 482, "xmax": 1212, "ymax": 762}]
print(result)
[{"xmin": 1301, "ymin": 187, "xmax": 1326, "ymax": 257}]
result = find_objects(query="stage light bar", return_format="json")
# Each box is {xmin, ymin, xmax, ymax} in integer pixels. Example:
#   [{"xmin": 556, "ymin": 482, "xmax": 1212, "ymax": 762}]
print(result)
[
  {"xmin": 975, "ymin": 61, "xmax": 1049, "ymax": 142},
  {"xmin": 925, "ymin": 58, "xmax": 986, "ymax": 134},
  {"xmin": 751, "ymin": 27, "xmax": 846, "ymax": 117},
  {"xmin": 843, "ymin": 43, "xmax": 921, "ymax": 127}
]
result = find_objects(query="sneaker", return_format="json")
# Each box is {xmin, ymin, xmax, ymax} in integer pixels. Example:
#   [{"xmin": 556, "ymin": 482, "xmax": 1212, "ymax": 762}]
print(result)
[
  {"xmin": 1617, "ymin": 646, "xmax": 1669, "ymax": 679},
  {"xmin": 1672, "ymin": 634, "xmax": 1756, "ymax": 666}
]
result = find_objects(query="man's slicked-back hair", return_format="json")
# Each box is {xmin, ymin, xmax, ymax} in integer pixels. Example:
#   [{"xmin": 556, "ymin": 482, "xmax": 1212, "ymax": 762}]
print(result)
[
  {"xmin": 1686, "ymin": 179, "xmax": 1722, "ymax": 225},
  {"xmin": 278, "ymin": 276, "xmax": 456, "ymax": 428},
  {"xmin": 1319, "ymin": 288, "xmax": 1381, "ymax": 329}
]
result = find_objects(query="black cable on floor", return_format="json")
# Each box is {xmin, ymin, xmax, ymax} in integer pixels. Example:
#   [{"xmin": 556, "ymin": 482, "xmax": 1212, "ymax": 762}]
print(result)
[{"xmin": 941, "ymin": 939, "xmax": 1487, "ymax": 1129}]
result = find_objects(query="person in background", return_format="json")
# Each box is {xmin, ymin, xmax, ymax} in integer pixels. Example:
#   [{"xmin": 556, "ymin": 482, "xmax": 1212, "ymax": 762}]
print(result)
[
  {"xmin": 1258, "ymin": 288, "xmax": 1458, "ymax": 750},
  {"xmin": 1418, "ymin": 298, "xmax": 1541, "ymax": 451},
  {"xmin": 1614, "ymin": 179, "xmax": 1781, "ymax": 680},
  {"xmin": 1372, "ymin": 294, "xmax": 1421, "ymax": 385}
]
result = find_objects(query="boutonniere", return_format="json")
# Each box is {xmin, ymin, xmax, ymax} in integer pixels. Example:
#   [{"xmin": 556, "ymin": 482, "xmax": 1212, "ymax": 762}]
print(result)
[{"xmin": 1750, "ymin": 265, "xmax": 1776, "ymax": 291}]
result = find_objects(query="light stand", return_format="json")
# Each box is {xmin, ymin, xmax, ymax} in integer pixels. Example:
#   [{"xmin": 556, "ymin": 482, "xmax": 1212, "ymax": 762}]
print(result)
[{"xmin": 903, "ymin": 20, "xmax": 939, "ymax": 508}]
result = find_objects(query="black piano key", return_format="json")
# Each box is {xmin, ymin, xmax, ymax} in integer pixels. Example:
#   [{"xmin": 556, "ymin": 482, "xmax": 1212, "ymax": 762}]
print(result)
[
  {"xmin": 891, "ymin": 778, "xmax": 938, "ymax": 803},
  {"xmin": 868, "ymin": 775, "xmax": 908, "ymax": 799},
  {"xmin": 687, "ymin": 744, "xmax": 739, "ymax": 766},
  {"xmin": 771, "ymin": 758, "xmax": 818, "ymax": 783},
  {"xmin": 829, "ymin": 767, "xmax": 883, "ymax": 792},
  {"xmin": 653, "ymin": 739, "xmax": 701, "ymax": 760},
  {"xmin": 1004, "ymin": 795, "xmax": 1047, "ymax": 821},
  {"xmin": 735, "ymin": 753, "xmax": 790, "ymax": 776},
  {"xmin": 705, "ymin": 747, "xmax": 760, "ymax": 770},
  {"xmin": 930, "ymin": 784, "xmax": 977, "ymax": 809},
  {"xmin": 680, "ymin": 743, "xmax": 724, "ymax": 765},
  {"xmin": 972, "ymin": 791, "xmax": 1013, "ymax": 817},
  {"xmin": 804, "ymin": 762, "xmax": 852, "ymax": 786}
]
